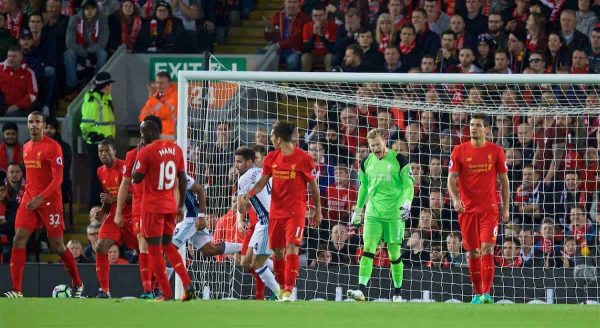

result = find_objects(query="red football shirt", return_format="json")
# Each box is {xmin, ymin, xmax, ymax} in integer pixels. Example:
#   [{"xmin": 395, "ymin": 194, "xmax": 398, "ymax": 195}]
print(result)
[
  {"xmin": 22, "ymin": 136, "xmax": 63, "ymax": 207},
  {"xmin": 449, "ymin": 141, "xmax": 508, "ymax": 213},
  {"xmin": 302, "ymin": 21, "xmax": 337, "ymax": 57},
  {"xmin": 98, "ymin": 158, "xmax": 132, "ymax": 221},
  {"xmin": 326, "ymin": 183, "xmax": 357, "ymax": 221},
  {"xmin": 262, "ymin": 147, "xmax": 317, "ymax": 220},
  {"xmin": 135, "ymin": 140, "xmax": 184, "ymax": 214},
  {"xmin": 124, "ymin": 148, "xmax": 142, "ymax": 218}
]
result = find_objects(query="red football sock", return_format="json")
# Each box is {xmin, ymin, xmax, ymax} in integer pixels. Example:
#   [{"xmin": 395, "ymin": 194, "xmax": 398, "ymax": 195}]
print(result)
[
  {"xmin": 95, "ymin": 253, "xmax": 110, "ymax": 293},
  {"xmin": 251, "ymin": 269, "xmax": 265, "ymax": 300},
  {"xmin": 10, "ymin": 248, "xmax": 26, "ymax": 293},
  {"xmin": 148, "ymin": 244, "xmax": 172, "ymax": 299},
  {"xmin": 468, "ymin": 256, "xmax": 483, "ymax": 295},
  {"xmin": 163, "ymin": 243, "xmax": 192, "ymax": 287},
  {"xmin": 60, "ymin": 249, "xmax": 83, "ymax": 287},
  {"xmin": 138, "ymin": 253, "xmax": 152, "ymax": 292},
  {"xmin": 481, "ymin": 254, "xmax": 495, "ymax": 294},
  {"xmin": 273, "ymin": 258, "xmax": 285, "ymax": 289},
  {"xmin": 284, "ymin": 254, "xmax": 299, "ymax": 292}
]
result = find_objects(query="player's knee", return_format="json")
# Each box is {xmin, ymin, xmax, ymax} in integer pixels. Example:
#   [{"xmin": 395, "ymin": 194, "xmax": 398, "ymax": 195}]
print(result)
[
  {"xmin": 272, "ymin": 248, "xmax": 285, "ymax": 259},
  {"xmin": 95, "ymin": 240, "xmax": 112, "ymax": 253},
  {"xmin": 48, "ymin": 238, "xmax": 66, "ymax": 254},
  {"xmin": 390, "ymin": 257, "xmax": 403, "ymax": 265},
  {"xmin": 480, "ymin": 244, "xmax": 494, "ymax": 255},
  {"xmin": 161, "ymin": 234, "xmax": 172, "ymax": 245},
  {"xmin": 467, "ymin": 249, "xmax": 480, "ymax": 259},
  {"xmin": 285, "ymin": 244, "xmax": 299, "ymax": 255},
  {"xmin": 201, "ymin": 244, "xmax": 218, "ymax": 256},
  {"xmin": 12, "ymin": 231, "xmax": 29, "ymax": 248},
  {"xmin": 361, "ymin": 252, "xmax": 375, "ymax": 259}
]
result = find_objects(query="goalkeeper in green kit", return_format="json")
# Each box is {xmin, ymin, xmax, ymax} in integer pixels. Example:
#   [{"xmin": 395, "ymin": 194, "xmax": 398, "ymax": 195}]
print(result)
[{"xmin": 347, "ymin": 128, "xmax": 414, "ymax": 302}]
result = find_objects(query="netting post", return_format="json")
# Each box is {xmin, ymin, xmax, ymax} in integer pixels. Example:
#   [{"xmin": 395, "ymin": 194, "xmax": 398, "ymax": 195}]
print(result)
[{"xmin": 174, "ymin": 73, "xmax": 190, "ymax": 300}]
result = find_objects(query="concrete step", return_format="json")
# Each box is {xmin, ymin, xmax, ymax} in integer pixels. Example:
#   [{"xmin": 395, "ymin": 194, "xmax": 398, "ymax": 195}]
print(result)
[
  {"xmin": 256, "ymin": 2, "xmax": 282, "ymax": 10},
  {"xmin": 227, "ymin": 36, "xmax": 268, "ymax": 45},
  {"xmin": 249, "ymin": 10, "xmax": 279, "ymax": 20},
  {"xmin": 64, "ymin": 232, "xmax": 88, "ymax": 246},
  {"xmin": 214, "ymin": 44, "xmax": 264, "ymax": 54},
  {"xmin": 40, "ymin": 253, "xmax": 61, "ymax": 263},
  {"xmin": 73, "ymin": 213, "xmax": 90, "ymax": 225},
  {"xmin": 229, "ymin": 26, "xmax": 265, "ymax": 38},
  {"xmin": 243, "ymin": 20, "xmax": 270, "ymax": 28}
]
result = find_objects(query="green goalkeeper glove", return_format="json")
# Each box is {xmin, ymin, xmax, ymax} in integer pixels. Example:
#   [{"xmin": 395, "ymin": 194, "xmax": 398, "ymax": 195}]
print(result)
[{"xmin": 351, "ymin": 207, "xmax": 363, "ymax": 227}]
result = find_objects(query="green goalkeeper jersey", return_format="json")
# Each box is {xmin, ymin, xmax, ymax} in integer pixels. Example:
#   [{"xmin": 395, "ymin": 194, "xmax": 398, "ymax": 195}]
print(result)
[{"xmin": 355, "ymin": 150, "xmax": 414, "ymax": 221}]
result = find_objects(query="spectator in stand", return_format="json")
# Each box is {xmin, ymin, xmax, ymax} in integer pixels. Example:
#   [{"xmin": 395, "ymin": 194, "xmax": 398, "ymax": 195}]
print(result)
[
  {"xmin": 462, "ymin": 0, "xmax": 487, "ymax": 38},
  {"xmin": 494, "ymin": 115, "xmax": 515, "ymax": 149},
  {"xmin": 354, "ymin": 28, "xmax": 383, "ymax": 72},
  {"xmin": 339, "ymin": 106, "xmax": 367, "ymax": 156},
  {"xmin": 376, "ymin": 109, "xmax": 400, "ymax": 145},
  {"xmin": 580, "ymin": 147, "xmax": 599, "ymax": 205},
  {"xmin": 449, "ymin": 15, "xmax": 474, "ymax": 50},
  {"xmin": 139, "ymin": 71, "xmax": 178, "ymax": 140},
  {"xmin": 24, "ymin": 14, "xmax": 56, "ymax": 116},
  {"xmin": 544, "ymin": 32, "xmax": 571, "ymax": 72},
  {"xmin": 475, "ymin": 33, "xmax": 496, "ymax": 72},
  {"xmin": 327, "ymin": 223, "xmax": 358, "ymax": 265},
  {"xmin": 84, "ymin": 221, "xmax": 101, "ymax": 262},
  {"xmin": 448, "ymin": 47, "xmax": 483, "ymax": 73},
  {"xmin": 487, "ymin": 12, "xmax": 508, "ymax": 50},
  {"xmin": 445, "ymin": 232, "xmax": 466, "ymax": 267},
  {"xmin": 375, "ymin": 13, "xmax": 395, "ymax": 54},
  {"xmin": 501, "ymin": 0, "xmax": 528, "ymax": 33},
  {"xmin": 3, "ymin": 0, "xmax": 25, "ymax": 39},
  {"xmin": 324, "ymin": 127, "xmax": 351, "ymax": 166},
  {"xmin": 505, "ymin": 148, "xmax": 523, "ymax": 187},
  {"xmin": 437, "ymin": 30, "xmax": 459, "ymax": 72},
  {"xmin": 67, "ymin": 239, "xmax": 90, "ymax": 263},
  {"xmin": 382, "ymin": 44, "xmax": 404, "ymax": 72},
  {"xmin": 305, "ymin": 100, "xmax": 335, "ymax": 145},
  {"xmin": 424, "ymin": 156, "xmax": 444, "ymax": 194},
  {"xmin": 264, "ymin": 0, "xmax": 309, "ymax": 71},
  {"xmin": 518, "ymin": 226, "xmax": 538, "ymax": 267},
  {"xmin": 43, "ymin": 0, "xmax": 69, "ymax": 66},
  {"xmin": 430, "ymin": 189, "xmax": 459, "ymax": 232},
  {"xmin": 64, "ymin": 0, "xmax": 110, "ymax": 94},
  {"xmin": 561, "ymin": 9, "xmax": 590, "ymax": 53},
  {"xmin": 0, "ymin": 183, "xmax": 16, "ymax": 263},
  {"xmin": 213, "ymin": 196, "xmax": 245, "ymax": 262},
  {"xmin": 589, "ymin": 27, "xmax": 600, "ymax": 74},
  {"xmin": 571, "ymin": 49, "xmax": 591, "ymax": 73},
  {"xmin": 535, "ymin": 217, "xmax": 563, "ymax": 268},
  {"xmin": 412, "ymin": 8, "xmax": 440, "ymax": 56},
  {"xmin": 337, "ymin": 43, "xmax": 366, "ymax": 72},
  {"xmin": 44, "ymin": 116, "xmax": 72, "ymax": 205},
  {"xmin": 550, "ymin": 171, "xmax": 586, "ymax": 228},
  {"xmin": 496, "ymin": 237, "xmax": 523, "ymax": 268},
  {"xmin": 577, "ymin": 0, "xmax": 599, "ymax": 36},
  {"xmin": 527, "ymin": 50, "xmax": 548, "ymax": 73},
  {"xmin": 332, "ymin": 8, "xmax": 361, "ymax": 67},
  {"xmin": 107, "ymin": 244, "xmax": 128, "ymax": 265},
  {"xmin": 387, "ymin": 0, "xmax": 408, "ymax": 30},
  {"xmin": 426, "ymin": 241, "xmax": 450, "ymax": 269},
  {"xmin": 0, "ymin": 14, "xmax": 17, "ymax": 63},
  {"xmin": 507, "ymin": 29, "xmax": 529, "ymax": 74},
  {"xmin": 567, "ymin": 207, "xmax": 596, "ymax": 254},
  {"xmin": 0, "ymin": 46, "xmax": 38, "ymax": 117},
  {"xmin": 107, "ymin": 0, "xmax": 143, "ymax": 54},
  {"xmin": 515, "ymin": 122, "xmax": 536, "ymax": 167},
  {"xmin": 135, "ymin": 1, "xmax": 185, "ymax": 53},
  {"xmin": 89, "ymin": 205, "xmax": 103, "ymax": 224},
  {"xmin": 438, "ymin": 129, "xmax": 453, "ymax": 168},
  {"xmin": 420, "ymin": 54, "xmax": 437, "ymax": 72},
  {"xmin": 402, "ymin": 229, "xmax": 430, "ymax": 267},
  {"xmin": 203, "ymin": 121, "xmax": 236, "ymax": 215},
  {"xmin": 525, "ymin": 12, "xmax": 547, "ymax": 53},
  {"xmin": 5, "ymin": 162, "xmax": 24, "ymax": 204},
  {"xmin": 424, "ymin": 0, "xmax": 449, "ymax": 35},
  {"xmin": 307, "ymin": 140, "xmax": 335, "ymax": 193},
  {"xmin": 514, "ymin": 165, "xmax": 547, "ymax": 225},
  {"xmin": 0, "ymin": 123, "xmax": 22, "ymax": 173},
  {"xmin": 309, "ymin": 247, "xmax": 331, "ymax": 267},
  {"xmin": 398, "ymin": 24, "xmax": 423, "ymax": 70},
  {"xmin": 417, "ymin": 208, "xmax": 441, "ymax": 242},
  {"xmin": 354, "ymin": 241, "xmax": 391, "ymax": 268},
  {"xmin": 325, "ymin": 165, "xmax": 356, "ymax": 223},
  {"xmin": 491, "ymin": 48, "xmax": 511, "ymax": 73},
  {"xmin": 168, "ymin": 0, "xmax": 201, "ymax": 53},
  {"xmin": 404, "ymin": 122, "xmax": 430, "ymax": 165},
  {"xmin": 301, "ymin": 5, "xmax": 336, "ymax": 72}
]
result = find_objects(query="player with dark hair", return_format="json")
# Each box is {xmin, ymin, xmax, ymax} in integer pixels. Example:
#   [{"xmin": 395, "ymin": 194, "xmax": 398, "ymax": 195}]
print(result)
[
  {"xmin": 94, "ymin": 138, "xmax": 137, "ymax": 298},
  {"xmin": 132, "ymin": 119, "xmax": 195, "ymax": 301},
  {"xmin": 243, "ymin": 121, "xmax": 322, "ymax": 301},
  {"xmin": 3, "ymin": 111, "xmax": 83, "ymax": 298},
  {"xmin": 448, "ymin": 113, "xmax": 510, "ymax": 304}
]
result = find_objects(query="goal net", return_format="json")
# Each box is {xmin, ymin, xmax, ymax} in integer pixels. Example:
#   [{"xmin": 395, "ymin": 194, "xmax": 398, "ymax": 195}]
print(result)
[{"xmin": 177, "ymin": 70, "xmax": 600, "ymax": 304}]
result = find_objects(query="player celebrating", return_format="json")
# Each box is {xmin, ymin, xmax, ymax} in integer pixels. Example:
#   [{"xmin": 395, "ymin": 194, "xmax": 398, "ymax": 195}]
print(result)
[
  {"xmin": 235, "ymin": 146, "xmax": 280, "ymax": 299},
  {"xmin": 346, "ymin": 128, "xmax": 414, "ymax": 302},
  {"xmin": 3, "ymin": 112, "xmax": 83, "ymax": 298},
  {"xmin": 243, "ymin": 121, "xmax": 322, "ymax": 302},
  {"xmin": 94, "ymin": 138, "xmax": 137, "ymax": 298},
  {"xmin": 447, "ymin": 113, "xmax": 510, "ymax": 304},
  {"xmin": 171, "ymin": 174, "xmax": 243, "ymax": 258},
  {"xmin": 132, "ymin": 119, "xmax": 195, "ymax": 301}
]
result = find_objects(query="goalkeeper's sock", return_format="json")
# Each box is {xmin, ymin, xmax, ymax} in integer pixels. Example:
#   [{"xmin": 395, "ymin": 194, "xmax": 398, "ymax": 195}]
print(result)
[
  {"xmin": 284, "ymin": 254, "xmax": 299, "ymax": 292},
  {"xmin": 467, "ymin": 256, "xmax": 483, "ymax": 295},
  {"xmin": 251, "ymin": 270, "xmax": 265, "ymax": 300},
  {"xmin": 358, "ymin": 253, "xmax": 375, "ymax": 286},
  {"xmin": 256, "ymin": 264, "xmax": 280, "ymax": 297},
  {"xmin": 390, "ymin": 259, "xmax": 404, "ymax": 289},
  {"xmin": 10, "ymin": 247, "xmax": 26, "ymax": 293},
  {"xmin": 148, "ymin": 244, "xmax": 172, "ymax": 299},
  {"xmin": 138, "ymin": 252, "xmax": 153, "ymax": 292},
  {"xmin": 60, "ymin": 247, "xmax": 83, "ymax": 287},
  {"xmin": 273, "ymin": 258, "xmax": 285, "ymax": 288},
  {"xmin": 481, "ymin": 254, "xmax": 495, "ymax": 294},
  {"xmin": 223, "ymin": 242, "xmax": 243, "ymax": 255},
  {"xmin": 95, "ymin": 253, "xmax": 110, "ymax": 293},
  {"xmin": 164, "ymin": 243, "xmax": 192, "ymax": 288}
]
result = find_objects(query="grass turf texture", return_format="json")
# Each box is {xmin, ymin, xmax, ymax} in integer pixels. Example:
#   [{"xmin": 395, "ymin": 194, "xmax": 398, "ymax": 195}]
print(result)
[{"xmin": 0, "ymin": 299, "xmax": 598, "ymax": 328}]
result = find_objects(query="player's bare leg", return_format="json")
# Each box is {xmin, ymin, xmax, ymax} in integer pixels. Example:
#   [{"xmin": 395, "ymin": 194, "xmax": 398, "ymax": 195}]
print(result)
[
  {"xmin": 48, "ymin": 236, "xmax": 84, "ymax": 298},
  {"xmin": 137, "ymin": 233, "xmax": 155, "ymax": 299},
  {"xmin": 252, "ymin": 254, "xmax": 280, "ymax": 300},
  {"xmin": 162, "ymin": 234, "xmax": 195, "ymax": 301},
  {"xmin": 240, "ymin": 247, "xmax": 265, "ymax": 300},
  {"xmin": 95, "ymin": 239, "xmax": 116, "ymax": 298},
  {"xmin": 3, "ymin": 228, "xmax": 32, "ymax": 297},
  {"xmin": 479, "ymin": 242, "xmax": 495, "ymax": 304},
  {"xmin": 272, "ymin": 247, "xmax": 285, "ymax": 298}
]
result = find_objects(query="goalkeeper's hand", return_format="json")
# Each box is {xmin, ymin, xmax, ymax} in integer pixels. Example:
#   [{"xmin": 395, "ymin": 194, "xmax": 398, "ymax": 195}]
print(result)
[
  {"xmin": 400, "ymin": 202, "xmax": 411, "ymax": 221},
  {"xmin": 351, "ymin": 208, "xmax": 363, "ymax": 227}
]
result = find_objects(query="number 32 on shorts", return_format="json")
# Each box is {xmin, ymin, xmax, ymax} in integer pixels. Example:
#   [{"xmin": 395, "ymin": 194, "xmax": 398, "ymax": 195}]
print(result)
[{"xmin": 49, "ymin": 214, "xmax": 61, "ymax": 226}]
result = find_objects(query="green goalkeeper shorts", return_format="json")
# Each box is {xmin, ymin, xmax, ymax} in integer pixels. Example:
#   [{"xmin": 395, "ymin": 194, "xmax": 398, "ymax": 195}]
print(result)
[{"xmin": 363, "ymin": 217, "xmax": 405, "ymax": 245}]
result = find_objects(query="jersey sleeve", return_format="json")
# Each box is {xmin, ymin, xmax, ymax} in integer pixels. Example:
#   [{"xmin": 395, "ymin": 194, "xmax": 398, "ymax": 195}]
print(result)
[
  {"xmin": 355, "ymin": 157, "xmax": 369, "ymax": 210},
  {"xmin": 135, "ymin": 147, "xmax": 149, "ymax": 175},
  {"xmin": 237, "ymin": 173, "xmax": 251, "ymax": 196},
  {"xmin": 496, "ymin": 146, "xmax": 509, "ymax": 174},
  {"xmin": 301, "ymin": 153, "xmax": 317, "ymax": 182},
  {"xmin": 123, "ymin": 150, "xmax": 136, "ymax": 178},
  {"xmin": 397, "ymin": 154, "xmax": 415, "ymax": 207},
  {"xmin": 448, "ymin": 146, "xmax": 461, "ymax": 173},
  {"xmin": 39, "ymin": 142, "xmax": 64, "ymax": 200},
  {"xmin": 176, "ymin": 146, "xmax": 185, "ymax": 173},
  {"xmin": 262, "ymin": 152, "xmax": 274, "ymax": 176}
]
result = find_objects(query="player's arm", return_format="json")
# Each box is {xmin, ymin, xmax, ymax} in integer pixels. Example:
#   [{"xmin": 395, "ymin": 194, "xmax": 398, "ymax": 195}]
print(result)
[
  {"xmin": 114, "ymin": 176, "xmax": 132, "ymax": 227},
  {"xmin": 191, "ymin": 181, "xmax": 208, "ymax": 230},
  {"xmin": 307, "ymin": 178, "xmax": 322, "ymax": 227},
  {"xmin": 28, "ymin": 145, "xmax": 64, "ymax": 210},
  {"xmin": 398, "ymin": 155, "xmax": 415, "ymax": 221},
  {"xmin": 245, "ymin": 174, "xmax": 271, "ymax": 199},
  {"xmin": 447, "ymin": 149, "xmax": 465, "ymax": 213},
  {"xmin": 352, "ymin": 159, "xmax": 369, "ymax": 226},
  {"xmin": 498, "ymin": 172, "xmax": 510, "ymax": 223}
]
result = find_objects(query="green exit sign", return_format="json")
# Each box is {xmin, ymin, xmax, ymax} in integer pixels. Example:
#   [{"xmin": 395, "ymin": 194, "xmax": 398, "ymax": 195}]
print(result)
[{"xmin": 149, "ymin": 57, "xmax": 247, "ymax": 81}]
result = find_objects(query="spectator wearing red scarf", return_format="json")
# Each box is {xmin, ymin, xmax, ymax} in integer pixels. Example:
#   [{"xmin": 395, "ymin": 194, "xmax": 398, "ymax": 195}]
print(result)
[
  {"xmin": 134, "ymin": 1, "xmax": 185, "ymax": 53},
  {"xmin": 398, "ymin": 25, "xmax": 423, "ymax": 70},
  {"xmin": 496, "ymin": 238, "xmax": 524, "ymax": 268},
  {"xmin": 108, "ymin": 0, "xmax": 143, "ymax": 54}
]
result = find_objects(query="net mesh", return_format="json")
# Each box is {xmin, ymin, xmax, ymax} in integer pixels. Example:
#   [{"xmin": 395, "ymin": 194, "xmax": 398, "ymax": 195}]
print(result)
[{"xmin": 182, "ymin": 68, "xmax": 600, "ymax": 303}]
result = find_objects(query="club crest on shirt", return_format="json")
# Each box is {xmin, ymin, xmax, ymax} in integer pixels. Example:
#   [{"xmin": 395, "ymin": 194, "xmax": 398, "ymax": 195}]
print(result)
[
  {"xmin": 466, "ymin": 157, "xmax": 472, "ymax": 162},
  {"xmin": 56, "ymin": 157, "xmax": 63, "ymax": 165}
]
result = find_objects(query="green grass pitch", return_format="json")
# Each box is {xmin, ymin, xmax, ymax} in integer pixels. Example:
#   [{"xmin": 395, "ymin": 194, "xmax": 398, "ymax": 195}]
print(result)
[{"xmin": 0, "ymin": 299, "xmax": 598, "ymax": 328}]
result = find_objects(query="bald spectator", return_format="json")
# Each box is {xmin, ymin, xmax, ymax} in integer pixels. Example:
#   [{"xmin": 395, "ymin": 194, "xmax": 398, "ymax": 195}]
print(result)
[
  {"xmin": 571, "ymin": 49, "xmax": 591, "ymax": 73},
  {"xmin": 449, "ymin": 15, "xmax": 474, "ymax": 50},
  {"xmin": 0, "ymin": 46, "xmax": 38, "ymax": 116},
  {"xmin": 560, "ymin": 9, "xmax": 590, "ymax": 53},
  {"xmin": 264, "ymin": 0, "xmax": 309, "ymax": 71}
]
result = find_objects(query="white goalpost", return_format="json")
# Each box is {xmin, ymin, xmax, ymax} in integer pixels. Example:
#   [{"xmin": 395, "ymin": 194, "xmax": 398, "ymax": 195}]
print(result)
[{"xmin": 176, "ymin": 70, "xmax": 600, "ymax": 303}]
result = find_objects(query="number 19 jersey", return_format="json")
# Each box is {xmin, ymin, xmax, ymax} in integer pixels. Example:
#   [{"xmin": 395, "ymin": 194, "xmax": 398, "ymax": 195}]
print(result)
[{"xmin": 135, "ymin": 140, "xmax": 184, "ymax": 214}]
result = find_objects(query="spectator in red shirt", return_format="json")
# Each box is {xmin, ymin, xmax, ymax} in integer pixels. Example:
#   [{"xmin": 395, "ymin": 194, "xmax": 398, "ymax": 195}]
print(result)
[
  {"xmin": 0, "ymin": 45, "xmax": 38, "ymax": 116},
  {"xmin": 325, "ymin": 165, "xmax": 356, "ymax": 222},
  {"xmin": 214, "ymin": 196, "xmax": 245, "ymax": 262},
  {"xmin": 339, "ymin": 106, "xmax": 367, "ymax": 156},
  {"xmin": 3, "ymin": 0, "xmax": 25, "ymax": 39},
  {"xmin": 301, "ymin": 5, "xmax": 336, "ymax": 71},
  {"xmin": 265, "ymin": 0, "xmax": 309, "ymax": 71},
  {"xmin": 107, "ymin": 244, "xmax": 129, "ymax": 265},
  {"xmin": 0, "ymin": 123, "xmax": 22, "ymax": 173},
  {"xmin": 496, "ymin": 237, "xmax": 523, "ymax": 267}
]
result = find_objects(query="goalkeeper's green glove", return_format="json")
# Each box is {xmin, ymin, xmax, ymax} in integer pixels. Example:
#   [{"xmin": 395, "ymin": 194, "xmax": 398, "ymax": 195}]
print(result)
[
  {"xmin": 400, "ymin": 201, "xmax": 411, "ymax": 221},
  {"xmin": 351, "ymin": 207, "xmax": 363, "ymax": 227}
]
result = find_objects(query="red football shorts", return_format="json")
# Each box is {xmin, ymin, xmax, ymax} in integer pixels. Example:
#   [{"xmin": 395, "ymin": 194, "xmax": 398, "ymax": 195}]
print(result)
[
  {"xmin": 99, "ymin": 215, "xmax": 139, "ymax": 250},
  {"xmin": 241, "ymin": 222, "xmax": 257, "ymax": 255},
  {"xmin": 458, "ymin": 210, "xmax": 499, "ymax": 251},
  {"xmin": 15, "ymin": 203, "xmax": 64, "ymax": 238},
  {"xmin": 268, "ymin": 216, "xmax": 304, "ymax": 249},
  {"xmin": 141, "ymin": 211, "xmax": 176, "ymax": 239}
]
